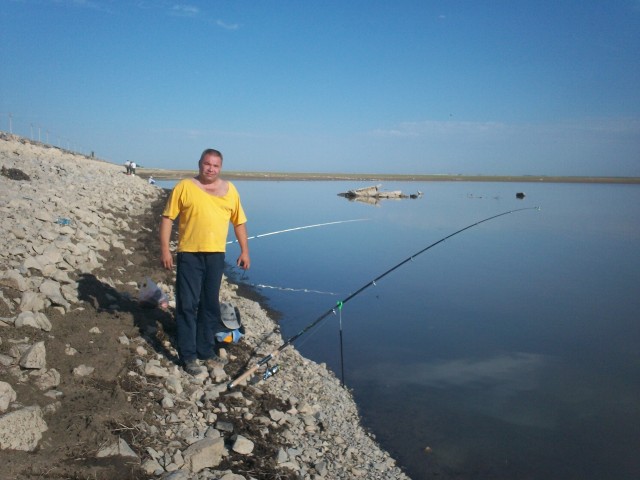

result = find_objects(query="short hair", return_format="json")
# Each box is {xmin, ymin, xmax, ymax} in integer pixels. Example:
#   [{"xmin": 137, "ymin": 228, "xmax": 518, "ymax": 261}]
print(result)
[{"xmin": 199, "ymin": 148, "xmax": 223, "ymax": 164}]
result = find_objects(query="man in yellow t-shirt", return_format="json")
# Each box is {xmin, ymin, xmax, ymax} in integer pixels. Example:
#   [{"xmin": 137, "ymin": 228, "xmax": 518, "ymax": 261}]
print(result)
[{"xmin": 160, "ymin": 148, "xmax": 250, "ymax": 376}]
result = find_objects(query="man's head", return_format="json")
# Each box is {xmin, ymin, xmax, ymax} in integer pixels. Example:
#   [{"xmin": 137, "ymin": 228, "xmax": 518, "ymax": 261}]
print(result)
[
  {"xmin": 199, "ymin": 148, "xmax": 223, "ymax": 165},
  {"xmin": 198, "ymin": 148, "xmax": 223, "ymax": 184}
]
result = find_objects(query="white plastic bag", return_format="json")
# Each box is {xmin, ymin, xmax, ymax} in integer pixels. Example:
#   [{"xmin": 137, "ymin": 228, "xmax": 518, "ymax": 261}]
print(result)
[{"xmin": 139, "ymin": 277, "xmax": 168, "ymax": 309}]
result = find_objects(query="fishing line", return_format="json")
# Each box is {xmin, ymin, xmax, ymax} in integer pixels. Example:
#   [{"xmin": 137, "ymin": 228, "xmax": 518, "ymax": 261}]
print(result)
[
  {"xmin": 253, "ymin": 283, "xmax": 338, "ymax": 296},
  {"xmin": 226, "ymin": 218, "xmax": 368, "ymax": 245},
  {"xmin": 228, "ymin": 206, "xmax": 540, "ymax": 389}
]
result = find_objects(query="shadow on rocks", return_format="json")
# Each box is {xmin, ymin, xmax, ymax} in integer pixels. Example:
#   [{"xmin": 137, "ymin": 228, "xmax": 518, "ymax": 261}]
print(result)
[{"xmin": 76, "ymin": 272, "xmax": 179, "ymax": 365}]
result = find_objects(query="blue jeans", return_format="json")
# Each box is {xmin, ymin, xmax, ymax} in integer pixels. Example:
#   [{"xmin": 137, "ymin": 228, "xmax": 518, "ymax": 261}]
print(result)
[{"xmin": 175, "ymin": 252, "xmax": 225, "ymax": 363}]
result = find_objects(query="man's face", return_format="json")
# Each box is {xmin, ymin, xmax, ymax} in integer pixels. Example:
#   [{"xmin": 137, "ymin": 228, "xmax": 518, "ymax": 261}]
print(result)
[{"xmin": 199, "ymin": 154, "xmax": 222, "ymax": 182}]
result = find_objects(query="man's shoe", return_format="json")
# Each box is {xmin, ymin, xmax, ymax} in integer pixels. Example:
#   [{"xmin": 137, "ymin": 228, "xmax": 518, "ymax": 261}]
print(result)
[
  {"xmin": 184, "ymin": 360, "xmax": 207, "ymax": 376},
  {"xmin": 204, "ymin": 355, "xmax": 228, "ymax": 371}
]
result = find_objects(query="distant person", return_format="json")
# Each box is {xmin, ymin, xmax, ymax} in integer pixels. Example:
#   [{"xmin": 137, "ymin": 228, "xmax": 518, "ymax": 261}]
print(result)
[
  {"xmin": 130, "ymin": 161, "xmax": 137, "ymax": 175},
  {"xmin": 124, "ymin": 160, "xmax": 131, "ymax": 175},
  {"xmin": 159, "ymin": 148, "xmax": 250, "ymax": 376},
  {"xmin": 148, "ymin": 176, "xmax": 156, "ymax": 185}
]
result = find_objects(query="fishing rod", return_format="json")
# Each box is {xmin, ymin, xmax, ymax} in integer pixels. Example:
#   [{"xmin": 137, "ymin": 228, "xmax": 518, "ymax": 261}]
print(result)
[
  {"xmin": 228, "ymin": 206, "xmax": 540, "ymax": 389},
  {"xmin": 226, "ymin": 218, "xmax": 368, "ymax": 244}
]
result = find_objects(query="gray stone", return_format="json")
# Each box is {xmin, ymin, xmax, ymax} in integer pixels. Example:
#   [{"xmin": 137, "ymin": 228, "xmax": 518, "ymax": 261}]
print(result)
[
  {"xmin": 275, "ymin": 447, "xmax": 289, "ymax": 464},
  {"xmin": 39, "ymin": 279, "xmax": 70, "ymax": 310},
  {"xmin": 22, "ymin": 256, "xmax": 43, "ymax": 272},
  {"xmin": 231, "ymin": 434, "xmax": 254, "ymax": 455},
  {"xmin": 96, "ymin": 438, "xmax": 139, "ymax": 459},
  {"xmin": 165, "ymin": 376, "xmax": 183, "ymax": 394},
  {"xmin": 0, "ymin": 406, "xmax": 48, "ymax": 451},
  {"xmin": 30, "ymin": 368, "xmax": 61, "ymax": 391},
  {"xmin": 182, "ymin": 436, "xmax": 226, "ymax": 473},
  {"xmin": 215, "ymin": 421, "xmax": 234, "ymax": 433},
  {"xmin": 160, "ymin": 470, "xmax": 191, "ymax": 480},
  {"xmin": 145, "ymin": 363, "xmax": 170, "ymax": 378},
  {"xmin": 73, "ymin": 364, "xmax": 94, "ymax": 377},
  {"xmin": 0, "ymin": 381, "xmax": 17, "ymax": 412},
  {"xmin": 15, "ymin": 311, "xmax": 52, "ymax": 331},
  {"xmin": 0, "ymin": 354, "xmax": 14, "ymax": 367},
  {"xmin": 141, "ymin": 458, "xmax": 164, "ymax": 475},
  {"xmin": 0, "ymin": 269, "xmax": 28, "ymax": 291},
  {"xmin": 19, "ymin": 291, "xmax": 47, "ymax": 312},
  {"xmin": 19, "ymin": 341, "xmax": 46, "ymax": 369}
]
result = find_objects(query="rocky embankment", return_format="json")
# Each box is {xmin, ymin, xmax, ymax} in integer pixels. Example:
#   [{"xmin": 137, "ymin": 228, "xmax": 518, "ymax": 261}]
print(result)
[{"xmin": 0, "ymin": 133, "xmax": 409, "ymax": 480}]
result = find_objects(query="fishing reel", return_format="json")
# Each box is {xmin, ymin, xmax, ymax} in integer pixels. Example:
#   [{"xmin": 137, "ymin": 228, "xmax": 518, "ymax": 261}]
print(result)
[{"xmin": 262, "ymin": 362, "xmax": 280, "ymax": 381}]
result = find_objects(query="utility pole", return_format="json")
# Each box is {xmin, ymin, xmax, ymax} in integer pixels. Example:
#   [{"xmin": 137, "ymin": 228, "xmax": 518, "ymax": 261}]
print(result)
[
  {"xmin": 30, "ymin": 123, "xmax": 34, "ymax": 140},
  {"xmin": 8, "ymin": 113, "xmax": 12, "ymax": 134}
]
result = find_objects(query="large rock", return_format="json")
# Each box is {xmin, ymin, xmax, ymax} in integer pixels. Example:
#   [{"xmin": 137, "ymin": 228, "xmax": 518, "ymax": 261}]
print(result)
[
  {"xmin": 182, "ymin": 436, "xmax": 226, "ymax": 473},
  {"xmin": 0, "ymin": 406, "xmax": 48, "ymax": 451},
  {"xmin": 0, "ymin": 269, "xmax": 28, "ymax": 291},
  {"xmin": 14, "ymin": 311, "xmax": 52, "ymax": 331},
  {"xmin": 19, "ymin": 291, "xmax": 47, "ymax": 312},
  {"xmin": 19, "ymin": 341, "xmax": 46, "ymax": 369},
  {"xmin": 231, "ymin": 434, "xmax": 254, "ymax": 455},
  {"xmin": 39, "ymin": 279, "xmax": 70, "ymax": 310}
]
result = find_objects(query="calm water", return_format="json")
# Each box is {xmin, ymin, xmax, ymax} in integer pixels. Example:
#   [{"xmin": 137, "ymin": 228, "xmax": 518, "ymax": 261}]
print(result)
[{"xmin": 160, "ymin": 179, "xmax": 640, "ymax": 479}]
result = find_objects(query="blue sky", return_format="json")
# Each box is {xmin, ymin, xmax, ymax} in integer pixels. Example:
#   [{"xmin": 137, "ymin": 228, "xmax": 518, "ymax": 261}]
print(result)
[{"xmin": 1, "ymin": 0, "xmax": 639, "ymax": 176}]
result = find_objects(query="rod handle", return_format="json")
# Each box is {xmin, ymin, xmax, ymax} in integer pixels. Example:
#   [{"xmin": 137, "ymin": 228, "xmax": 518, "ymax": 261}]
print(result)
[
  {"xmin": 227, "ymin": 363, "xmax": 260, "ymax": 389},
  {"xmin": 227, "ymin": 351, "xmax": 280, "ymax": 389}
]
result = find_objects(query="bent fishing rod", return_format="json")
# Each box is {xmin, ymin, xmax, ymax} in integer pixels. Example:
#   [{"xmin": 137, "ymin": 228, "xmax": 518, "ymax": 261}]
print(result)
[{"xmin": 228, "ymin": 206, "xmax": 540, "ymax": 389}]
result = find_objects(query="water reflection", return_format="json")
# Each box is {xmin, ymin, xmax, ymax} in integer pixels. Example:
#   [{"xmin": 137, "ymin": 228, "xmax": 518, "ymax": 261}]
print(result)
[{"xmin": 163, "ymin": 179, "xmax": 639, "ymax": 480}]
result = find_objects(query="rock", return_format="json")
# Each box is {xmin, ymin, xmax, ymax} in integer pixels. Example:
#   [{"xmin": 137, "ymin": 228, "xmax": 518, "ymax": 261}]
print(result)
[
  {"xmin": 0, "ymin": 354, "xmax": 14, "ymax": 367},
  {"xmin": 142, "ymin": 458, "xmax": 164, "ymax": 475},
  {"xmin": 219, "ymin": 474, "xmax": 247, "ymax": 480},
  {"xmin": 0, "ymin": 406, "xmax": 48, "ymax": 451},
  {"xmin": 275, "ymin": 447, "xmax": 289, "ymax": 464},
  {"xmin": 73, "ymin": 364, "xmax": 94, "ymax": 377},
  {"xmin": 30, "ymin": 368, "xmax": 61, "ymax": 391},
  {"xmin": 22, "ymin": 257, "xmax": 44, "ymax": 273},
  {"xmin": 165, "ymin": 376, "xmax": 183, "ymax": 395},
  {"xmin": 14, "ymin": 311, "xmax": 52, "ymax": 331},
  {"xmin": 0, "ymin": 382, "xmax": 17, "ymax": 412},
  {"xmin": 161, "ymin": 395, "xmax": 174, "ymax": 409},
  {"xmin": 0, "ymin": 270, "xmax": 28, "ymax": 292},
  {"xmin": 215, "ymin": 421, "xmax": 234, "ymax": 433},
  {"xmin": 96, "ymin": 438, "xmax": 139, "ymax": 459},
  {"xmin": 65, "ymin": 344, "xmax": 78, "ymax": 356},
  {"xmin": 231, "ymin": 434, "xmax": 254, "ymax": 455},
  {"xmin": 182, "ymin": 436, "xmax": 226, "ymax": 473},
  {"xmin": 145, "ymin": 362, "xmax": 170, "ymax": 378},
  {"xmin": 39, "ymin": 279, "xmax": 70, "ymax": 310},
  {"xmin": 0, "ymin": 135, "xmax": 412, "ymax": 480},
  {"xmin": 19, "ymin": 291, "xmax": 47, "ymax": 313},
  {"xmin": 160, "ymin": 471, "xmax": 191, "ymax": 480},
  {"xmin": 19, "ymin": 341, "xmax": 46, "ymax": 369}
]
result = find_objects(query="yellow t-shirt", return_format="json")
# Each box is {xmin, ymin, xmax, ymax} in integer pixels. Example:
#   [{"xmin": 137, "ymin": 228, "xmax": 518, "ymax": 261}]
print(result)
[{"xmin": 162, "ymin": 179, "xmax": 247, "ymax": 253}]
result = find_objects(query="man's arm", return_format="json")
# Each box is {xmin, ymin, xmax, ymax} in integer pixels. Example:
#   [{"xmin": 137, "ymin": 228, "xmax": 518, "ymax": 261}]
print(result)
[
  {"xmin": 160, "ymin": 216, "xmax": 174, "ymax": 270},
  {"xmin": 233, "ymin": 223, "xmax": 250, "ymax": 270}
]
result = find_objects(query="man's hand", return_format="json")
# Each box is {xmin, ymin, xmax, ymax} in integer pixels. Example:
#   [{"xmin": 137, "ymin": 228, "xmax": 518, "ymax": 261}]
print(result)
[
  {"xmin": 159, "ymin": 216, "xmax": 174, "ymax": 270},
  {"xmin": 237, "ymin": 252, "xmax": 250, "ymax": 270},
  {"xmin": 161, "ymin": 250, "xmax": 174, "ymax": 270},
  {"xmin": 234, "ymin": 223, "xmax": 250, "ymax": 270}
]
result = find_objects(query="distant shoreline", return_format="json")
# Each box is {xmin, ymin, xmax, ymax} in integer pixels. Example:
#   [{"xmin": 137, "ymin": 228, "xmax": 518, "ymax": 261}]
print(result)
[{"xmin": 138, "ymin": 168, "xmax": 640, "ymax": 184}]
